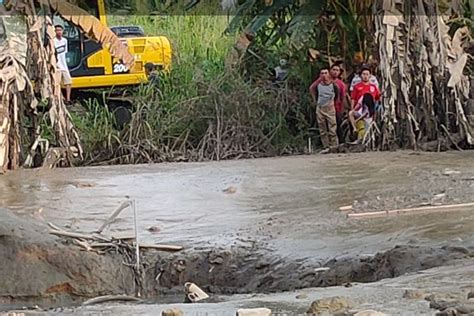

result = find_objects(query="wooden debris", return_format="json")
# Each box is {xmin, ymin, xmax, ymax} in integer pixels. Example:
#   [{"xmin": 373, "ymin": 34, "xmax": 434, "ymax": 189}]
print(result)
[
  {"xmin": 339, "ymin": 205, "xmax": 353, "ymax": 212},
  {"xmin": 314, "ymin": 267, "xmax": 330, "ymax": 272},
  {"xmin": 49, "ymin": 229, "xmax": 182, "ymax": 252},
  {"xmin": 49, "ymin": 229, "xmax": 107, "ymax": 241},
  {"xmin": 96, "ymin": 201, "xmax": 132, "ymax": 234},
  {"xmin": 132, "ymin": 200, "xmax": 141, "ymax": 297},
  {"xmin": 139, "ymin": 244, "xmax": 184, "ymax": 252},
  {"xmin": 47, "ymin": 200, "xmax": 183, "ymax": 301},
  {"xmin": 81, "ymin": 295, "xmax": 142, "ymax": 306},
  {"xmin": 237, "ymin": 308, "xmax": 272, "ymax": 316},
  {"xmin": 73, "ymin": 239, "xmax": 93, "ymax": 252},
  {"xmin": 348, "ymin": 202, "xmax": 474, "ymax": 219}
]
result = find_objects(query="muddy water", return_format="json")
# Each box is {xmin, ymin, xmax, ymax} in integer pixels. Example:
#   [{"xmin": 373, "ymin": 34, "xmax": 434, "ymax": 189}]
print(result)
[{"xmin": 0, "ymin": 151, "xmax": 473, "ymax": 261}]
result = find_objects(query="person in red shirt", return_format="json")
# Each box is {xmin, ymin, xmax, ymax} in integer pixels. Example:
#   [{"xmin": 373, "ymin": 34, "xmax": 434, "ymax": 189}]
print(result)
[
  {"xmin": 351, "ymin": 67, "xmax": 380, "ymax": 110},
  {"xmin": 310, "ymin": 64, "xmax": 346, "ymax": 142}
]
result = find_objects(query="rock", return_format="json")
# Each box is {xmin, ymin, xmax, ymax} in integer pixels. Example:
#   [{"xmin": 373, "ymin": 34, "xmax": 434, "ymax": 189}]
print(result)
[
  {"xmin": 435, "ymin": 307, "xmax": 459, "ymax": 316},
  {"xmin": 403, "ymin": 289, "xmax": 426, "ymax": 299},
  {"xmin": 426, "ymin": 293, "xmax": 465, "ymax": 302},
  {"xmin": 429, "ymin": 300, "xmax": 458, "ymax": 311},
  {"xmin": 296, "ymin": 294, "xmax": 308, "ymax": 299},
  {"xmin": 71, "ymin": 181, "xmax": 96, "ymax": 188},
  {"xmin": 467, "ymin": 291, "xmax": 474, "ymax": 299},
  {"xmin": 236, "ymin": 308, "xmax": 271, "ymax": 316},
  {"xmin": 454, "ymin": 303, "xmax": 474, "ymax": 314},
  {"xmin": 184, "ymin": 282, "xmax": 209, "ymax": 303},
  {"xmin": 146, "ymin": 226, "xmax": 161, "ymax": 233},
  {"xmin": 307, "ymin": 296, "xmax": 352, "ymax": 314},
  {"xmin": 162, "ymin": 308, "xmax": 184, "ymax": 316},
  {"xmin": 223, "ymin": 186, "xmax": 237, "ymax": 194},
  {"xmin": 354, "ymin": 310, "xmax": 388, "ymax": 316}
]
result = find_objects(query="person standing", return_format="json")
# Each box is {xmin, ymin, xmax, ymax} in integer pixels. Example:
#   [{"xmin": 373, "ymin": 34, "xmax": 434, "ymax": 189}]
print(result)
[
  {"xmin": 349, "ymin": 64, "xmax": 379, "ymax": 92},
  {"xmin": 310, "ymin": 64, "xmax": 346, "ymax": 142},
  {"xmin": 54, "ymin": 24, "xmax": 72, "ymax": 104},
  {"xmin": 309, "ymin": 67, "xmax": 340, "ymax": 149},
  {"xmin": 350, "ymin": 67, "xmax": 380, "ymax": 110}
]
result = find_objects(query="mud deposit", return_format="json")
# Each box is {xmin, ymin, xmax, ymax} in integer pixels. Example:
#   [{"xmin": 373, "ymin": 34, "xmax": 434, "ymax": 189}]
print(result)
[
  {"xmin": 0, "ymin": 151, "xmax": 473, "ymax": 313},
  {"xmin": 0, "ymin": 208, "xmax": 473, "ymax": 311}
]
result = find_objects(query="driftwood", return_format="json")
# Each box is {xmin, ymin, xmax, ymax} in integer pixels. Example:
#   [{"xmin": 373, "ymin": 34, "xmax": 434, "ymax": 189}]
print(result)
[
  {"xmin": 348, "ymin": 202, "xmax": 474, "ymax": 219},
  {"xmin": 49, "ymin": 229, "xmax": 105, "ymax": 241},
  {"xmin": 132, "ymin": 200, "xmax": 141, "ymax": 297},
  {"xmin": 339, "ymin": 205, "xmax": 353, "ymax": 212},
  {"xmin": 81, "ymin": 295, "xmax": 142, "ymax": 306},
  {"xmin": 96, "ymin": 201, "xmax": 132, "ymax": 234},
  {"xmin": 139, "ymin": 244, "xmax": 184, "ymax": 252},
  {"xmin": 48, "ymin": 200, "xmax": 184, "ymax": 299},
  {"xmin": 49, "ymin": 228, "xmax": 183, "ymax": 252}
]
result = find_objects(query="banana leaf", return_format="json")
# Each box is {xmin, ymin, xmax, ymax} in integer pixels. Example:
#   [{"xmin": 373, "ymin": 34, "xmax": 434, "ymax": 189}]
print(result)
[
  {"xmin": 224, "ymin": 0, "xmax": 257, "ymax": 34},
  {"xmin": 244, "ymin": 0, "xmax": 293, "ymax": 36},
  {"xmin": 0, "ymin": 14, "xmax": 27, "ymax": 66},
  {"xmin": 287, "ymin": 0, "xmax": 325, "ymax": 49}
]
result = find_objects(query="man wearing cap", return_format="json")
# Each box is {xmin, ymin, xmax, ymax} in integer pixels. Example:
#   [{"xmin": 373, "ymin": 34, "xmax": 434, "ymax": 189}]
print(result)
[{"xmin": 54, "ymin": 24, "xmax": 72, "ymax": 104}]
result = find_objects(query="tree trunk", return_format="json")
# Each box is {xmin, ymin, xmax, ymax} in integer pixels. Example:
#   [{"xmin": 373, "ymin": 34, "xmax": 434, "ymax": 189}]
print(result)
[{"xmin": 376, "ymin": 0, "xmax": 472, "ymax": 149}]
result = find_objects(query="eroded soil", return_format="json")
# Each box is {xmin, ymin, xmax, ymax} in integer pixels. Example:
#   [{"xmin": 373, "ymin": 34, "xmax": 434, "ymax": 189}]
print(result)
[{"xmin": 0, "ymin": 151, "xmax": 473, "ymax": 313}]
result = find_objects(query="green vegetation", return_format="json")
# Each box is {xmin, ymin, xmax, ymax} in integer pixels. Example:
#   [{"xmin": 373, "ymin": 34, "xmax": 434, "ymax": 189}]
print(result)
[
  {"xmin": 71, "ymin": 11, "xmax": 312, "ymax": 165},
  {"xmin": 70, "ymin": 0, "xmax": 473, "ymax": 165}
]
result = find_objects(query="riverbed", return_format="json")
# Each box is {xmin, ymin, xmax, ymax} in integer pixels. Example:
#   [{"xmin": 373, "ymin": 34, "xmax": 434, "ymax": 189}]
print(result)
[{"xmin": 1, "ymin": 151, "xmax": 473, "ymax": 314}]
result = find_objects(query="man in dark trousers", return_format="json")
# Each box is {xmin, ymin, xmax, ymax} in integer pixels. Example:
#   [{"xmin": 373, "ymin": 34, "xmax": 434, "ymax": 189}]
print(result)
[{"xmin": 309, "ymin": 67, "xmax": 340, "ymax": 149}]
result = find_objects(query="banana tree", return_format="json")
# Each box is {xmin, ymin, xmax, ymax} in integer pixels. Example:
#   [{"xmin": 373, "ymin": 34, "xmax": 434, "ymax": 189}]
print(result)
[
  {"xmin": 0, "ymin": 0, "xmax": 133, "ymax": 173},
  {"xmin": 227, "ymin": 0, "xmax": 472, "ymax": 149}
]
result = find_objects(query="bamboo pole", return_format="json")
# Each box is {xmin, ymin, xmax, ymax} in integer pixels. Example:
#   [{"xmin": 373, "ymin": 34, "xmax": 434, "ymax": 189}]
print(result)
[{"xmin": 347, "ymin": 202, "xmax": 474, "ymax": 219}]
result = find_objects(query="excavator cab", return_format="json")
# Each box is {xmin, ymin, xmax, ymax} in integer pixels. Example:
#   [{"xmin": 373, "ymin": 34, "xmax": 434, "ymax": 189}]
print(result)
[{"xmin": 57, "ymin": 0, "xmax": 171, "ymax": 90}]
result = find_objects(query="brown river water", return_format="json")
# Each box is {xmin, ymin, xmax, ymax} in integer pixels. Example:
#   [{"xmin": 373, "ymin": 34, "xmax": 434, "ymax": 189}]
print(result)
[{"xmin": 1, "ymin": 151, "xmax": 473, "ymax": 315}]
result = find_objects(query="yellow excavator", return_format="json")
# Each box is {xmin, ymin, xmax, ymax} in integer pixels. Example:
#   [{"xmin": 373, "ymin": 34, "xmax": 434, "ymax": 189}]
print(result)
[
  {"xmin": 51, "ymin": 0, "xmax": 172, "ymax": 125},
  {"xmin": 61, "ymin": 0, "xmax": 172, "ymax": 89}
]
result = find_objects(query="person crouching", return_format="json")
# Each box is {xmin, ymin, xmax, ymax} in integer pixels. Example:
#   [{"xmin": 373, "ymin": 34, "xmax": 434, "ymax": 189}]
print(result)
[{"xmin": 349, "ymin": 93, "xmax": 376, "ymax": 142}]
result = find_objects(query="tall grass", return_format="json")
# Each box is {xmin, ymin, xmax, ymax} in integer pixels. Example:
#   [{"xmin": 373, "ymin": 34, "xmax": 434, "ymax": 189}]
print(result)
[{"xmin": 70, "ymin": 13, "xmax": 312, "ymax": 165}]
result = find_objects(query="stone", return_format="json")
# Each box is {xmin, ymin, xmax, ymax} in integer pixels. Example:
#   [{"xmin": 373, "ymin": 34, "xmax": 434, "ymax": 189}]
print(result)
[
  {"xmin": 307, "ymin": 296, "xmax": 352, "ymax": 315},
  {"xmin": 426, "ymin": 293, "xmax": 465, "ymax": 302},
  {"xmin": 435, "ymin": 307, "xmax": 459, "ymax": 316},
  {"xmin": 146, "ymin": 226, "xmax": 161, "ymax": 233},
  {"xmin": 454, "ymin": 303, "xmax": 474, "ymax": 314},
  {"xmin": 236, "ymin": 308, "xmax": 271, "ymax": 316},
  {"xmin": 184, "ymin": 282, "xmax": 209, "ymax": 303},
  {"xmin": 403, "ymin": 289, "xmax": 426, "ymax": 299},
  {"xmin": 467, "ymin": 291, "xmax": 474, "ymax": 299},
  {"xmin": 223, "ymin": 186, "xmax": 237, "ymax": 194},
  {"xmin": 162, "ymin": 308, "xmax": 184, "ymax": 316},
  {"xmin": 354, "ymin": 310, "xmax": 388, "ymax": 316},
  {"xmin": 296, "ymin": 294, "xmax": 308, "ymax": 299}
]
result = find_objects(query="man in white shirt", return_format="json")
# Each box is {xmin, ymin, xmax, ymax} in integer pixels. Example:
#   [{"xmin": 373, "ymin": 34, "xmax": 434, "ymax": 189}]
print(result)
[{"xmin": 54, "ymin": 25, "xmax": 72, "ymax": 104}]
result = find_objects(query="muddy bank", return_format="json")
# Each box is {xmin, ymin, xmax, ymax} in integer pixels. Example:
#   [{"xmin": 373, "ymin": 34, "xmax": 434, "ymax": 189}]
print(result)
[
  {"xmin": 0, "ymin": 210, "xmax": 135, "ymax": 309},
  {"xmin": 1, "ymin": 208, "xmax": 472, "ymax": 311}
]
